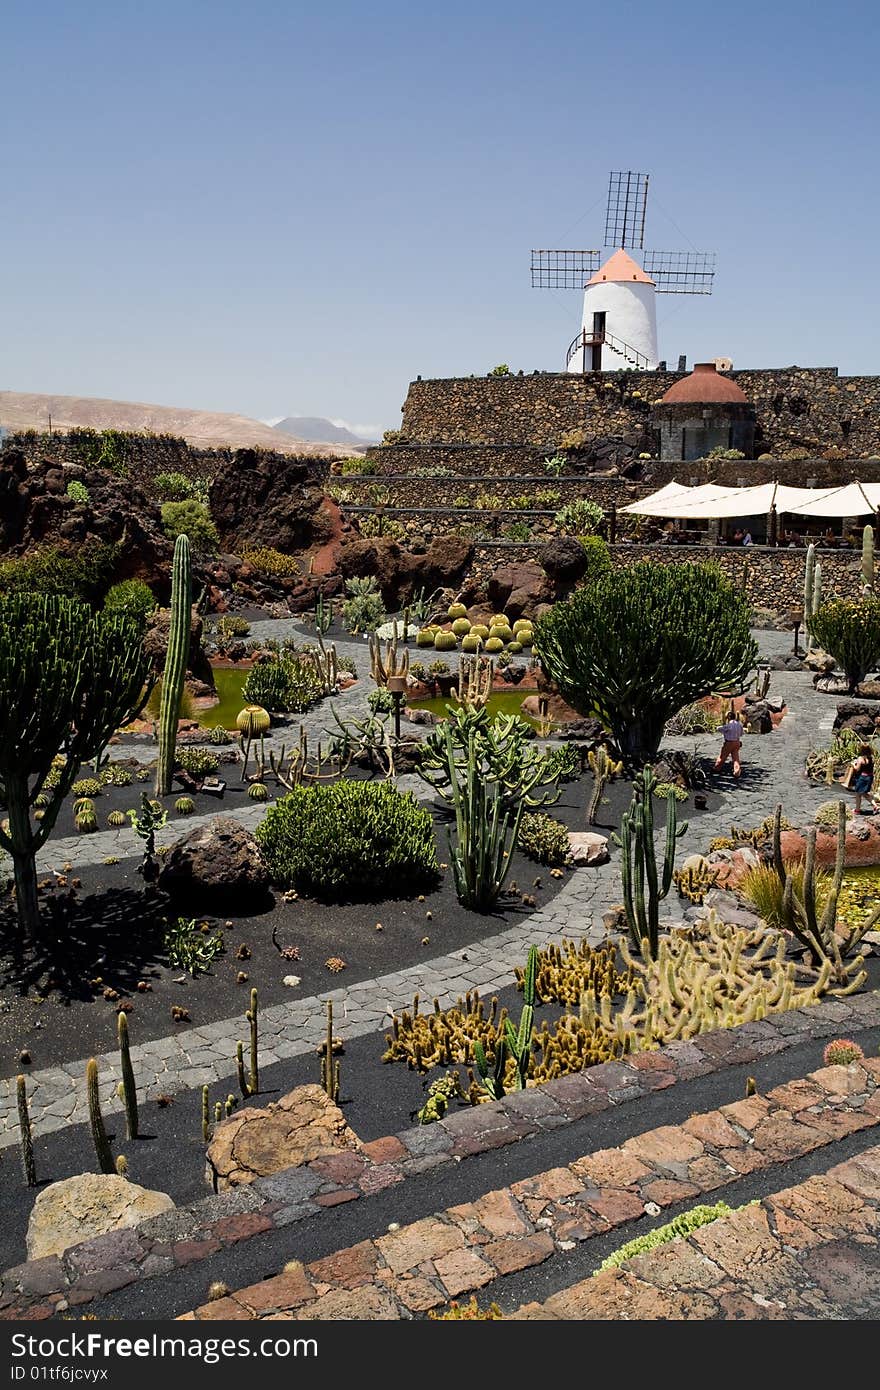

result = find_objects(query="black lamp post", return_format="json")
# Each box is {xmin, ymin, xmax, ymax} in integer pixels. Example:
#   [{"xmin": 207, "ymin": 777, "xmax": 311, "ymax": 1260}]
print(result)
[{"xmin": 387, "ymin": 675, "xmax": 407, "ymax": 741}]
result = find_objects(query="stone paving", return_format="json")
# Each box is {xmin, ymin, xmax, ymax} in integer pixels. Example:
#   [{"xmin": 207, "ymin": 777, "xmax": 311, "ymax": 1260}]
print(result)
[
  {"xmin": 513, "ymin": 1143, "xmax": 880, "ymax": 1319},
  {"xmin": 2, "ymin": 627, "xmax": 855, "ymax": 1147},
  {"xmin": 3, "ymin": 1017, "xmax": 879, "ymax": 1318},
  {"xmin": 178, "ymin": 1056, "xmax": 880, "ymax": 1319}
]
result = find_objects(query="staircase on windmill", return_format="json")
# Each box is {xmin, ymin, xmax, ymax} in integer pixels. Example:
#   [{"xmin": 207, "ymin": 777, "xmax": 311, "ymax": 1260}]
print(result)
[{"xmin": 531, "ymin": 171, "xmax": 716, "ymax": 372}]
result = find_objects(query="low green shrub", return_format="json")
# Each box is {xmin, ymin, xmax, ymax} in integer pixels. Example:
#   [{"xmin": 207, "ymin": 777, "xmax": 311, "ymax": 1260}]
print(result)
[
  {"xmin": 175, "ymin": 747, "xmax": 219, "ymax": 778},
  {"xmin": 154, "ymin": 471, "xmax": 206, "ymax": 502},
  {"xmin": 160, "ymin": 500, "xmax": 219, "ymax": 554},
  {"xmin": 243, "ymin": 655, "xmax": 324, "ymax": 713},
  {"xmin": 341, "ymin": 577, "xmax": 385, "ymax": 635},
  {"xmin": 517, "ymin": 813, "xmax": 570, "ymax": 865},
  {"xmin": 0, "ymin": 542, "xmax": 117, "ymax": 603},
  {"xmin": 241, "ymin": 547, "xmax": 300, "ymax": 577},
  {"xmin": 596, "ymin": 1202, "xmax": 744, "ymax": 1273},
  {"xmin": 71, "ymin": 778, "xmax": 103, "ymax": 798},
  {"xmin": 66, "ymin": 480, "xmax": 90, "ymax": 504},
  {"xmin": 554, "ymin": 498, "xmax": 604, "ymax": 536},
  {"xmin": 255, "ymin": 781, "xmax": 438, "ymax": 900},
  {"xmin": 99, "ymin": 762, "xmax": 134, "ymax": 786},
  {"xmin": 104, "ymin": 579, "xmax": 157, "ymax": 621}
]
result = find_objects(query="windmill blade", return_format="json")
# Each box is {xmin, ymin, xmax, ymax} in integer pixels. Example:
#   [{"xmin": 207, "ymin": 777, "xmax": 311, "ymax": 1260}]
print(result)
[
  {"xmin": 643, "ymin": 250, "xmax": 716, "ymax": 294},
  {"xmin": 531, "ymin": 249, "xmax": 602, "ymax": 288},
  {"xmin": 604, "ymin": 171, "xmax": 649, "ymax": 249}
]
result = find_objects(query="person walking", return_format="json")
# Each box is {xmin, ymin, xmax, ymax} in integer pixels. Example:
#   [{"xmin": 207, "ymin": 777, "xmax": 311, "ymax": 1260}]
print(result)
[
  {"xmin": 714, "ymin": 709, "xmax": 744, "ymax": 778},
  {"xmin": 848, "ymin": 744, "xmax": 876, "ymax": 815}
]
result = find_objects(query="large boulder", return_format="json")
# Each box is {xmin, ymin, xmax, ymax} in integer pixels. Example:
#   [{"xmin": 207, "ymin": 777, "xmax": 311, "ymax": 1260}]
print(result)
[
  {"xmin": 209, "ymin": 449, "xmax": 333, "ymax": 554},
  {"xmin": 487, "ymin": 562, "xmax": 551, "ymax": 619},
  {"xmin": 26, "ymin": 1174, "xmax": 174, "ymax": 1261},
  {"xmin": 143, "ymin": 604, "xmax": 214, "ymax": 691},
  {"xmin": 539, "ymin": 537, "xmax": 591, "ymax": 589},
  {"xmin": 336, "ymin": 534, "xmax": 472, "ymax": 608},
  {"xmin": 158, "ymin": 817, "xmax": 271, "ymax": 907},
  {"xmin": 205, "ymin": 1084, "xmax": 364, "ymax": 1191},
  {"xmin": 0, "ymin": 449, "xmax": 174, "ymax": 597}
]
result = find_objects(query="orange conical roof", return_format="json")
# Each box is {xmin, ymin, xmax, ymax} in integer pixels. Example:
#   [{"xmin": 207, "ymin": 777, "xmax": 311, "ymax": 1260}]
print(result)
[{"xmin": 588, "ymin": 248, "xmax": 655, "ymax": 286}]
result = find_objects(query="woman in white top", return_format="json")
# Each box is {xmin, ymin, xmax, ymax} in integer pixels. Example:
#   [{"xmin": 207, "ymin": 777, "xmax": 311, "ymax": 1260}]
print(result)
[{"xmin": 714, "ymin": 712, "xmax": 744, "ymax": 778}]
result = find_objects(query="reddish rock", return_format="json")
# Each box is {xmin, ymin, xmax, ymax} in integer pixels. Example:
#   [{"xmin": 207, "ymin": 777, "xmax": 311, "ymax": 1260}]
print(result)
[
  {"xmin": 486, "ymin": 561, "xmax": 552, "ymax": 618},
  {"xmin": 335, "ymin": 534, "xmax": 473, "ymax": 608},
  {"xmin": 205, "ymin": 1084, "xmax": 364, "ymax": 1191},
  {"xmin": 208, "ymin": 449, "xmax": 331, "ymax": 554}
]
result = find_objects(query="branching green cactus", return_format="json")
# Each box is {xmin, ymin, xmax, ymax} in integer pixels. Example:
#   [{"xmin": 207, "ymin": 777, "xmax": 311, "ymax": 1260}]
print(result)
[
  {"xmin": 504, "ymin": 944, "xmax": 537, "ymax": 1090},
  {"xmin": 0, "ymin": 594, "xmax": 150, "ymax": 936},
  {"xmin": 772, "ymin": 801, "xmax": 874, "ymax": 988},
  {"xmin": 117, "ymin": 1012, "xmax": 138, "ymax": 1140},
  {"xmin": 86, "ymin": 1057, "xmax": 114, "ymax": 1174},
  {"xmin": 17, "ymin": 1075, "xmax": 36, "ymax": 1187},
  {"xmin": 612, "ymin": 766, "xmax": 687, "ymax": 957},
  {"xmin": 445, "ymin": 722, "xmax": 525, "ymax": 912},
  {"xmin": 155, "ymin": 533, "xmax": 192, "ymax": 796}
]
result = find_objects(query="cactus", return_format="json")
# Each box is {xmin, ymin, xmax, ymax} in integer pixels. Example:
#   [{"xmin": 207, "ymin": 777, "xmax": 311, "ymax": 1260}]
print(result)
[
  {"xmin": 115, "ymin": 1154, "xmax": 129, "ymax": 1176},
  {"xmin": 320, "ymin": 1000, "xmax": 341, "ymax": 1102},
  {"xmin": 863, "ymin": 525, "xmax": 875, "ymax": 592},
  {"xmin": 369, "ymin": 624, "xmax": 409, "ymax": 688},
  {"xmin": 473, "ymin": 1038, "xmax": 507, "ymax": 1099},
  {"xmin": 202, "ymin": 1084, "xmax": 210, "ymax": 1142},
  {"xmin": 107, "ymin": 809, "xmax": 127, "ymax": 828},
  {"xmin": 450, "ymin": 653, "xmax": 494, "ymax": 710},
  {"xmin": 612, "ymin": 766, "xmax": 687, "ymax": 957},
  {"xmin": 16, "ymin": 1075, "xmax": 36, "ymax": 1187},
  {"xmin": 247, "ymin": 987, "xmax": 259, "ymax": 1095},
  {"xmin": 86, "ymin": 1058, "xmax": 114, "ymax": 1174},
  {"xmin": 247, "ymin": 782, "xmax": 269, "ymax": 801},
  {"xmin": 586, "ymin": 746, "xmax": 623, "ymax": 826},
  {"xmin": 155, "ymin": 534, "xmax": 192, "ymax": 796},
  {"xmin": 117, "ymin": 1012, "xmax": 138, "ymax": 1139},
  {"xmin": 773, "ymin": 800, "xmax": 874, "ymax": 989},
  {"xmin": 236, "ymin": 1040, "xmax": 248, "ymax": 1098},
  {"xmin": 504, "ymin": 944, "xmax": 537, "ymax": 1089},
  {"xmin": 214, "ymin": 1101, "xmax": 223, "ymax": 1126},
  {"xmin": 174, "ymin": 795, "xmax": 195, "ymax": 815},
  {"xmin": 445, "ymin": 722, "xmax": 525, "ymax": 912},
  {"xmin": 225, "ymin": 1093, "xmax": 236, "ymax": 1117}
]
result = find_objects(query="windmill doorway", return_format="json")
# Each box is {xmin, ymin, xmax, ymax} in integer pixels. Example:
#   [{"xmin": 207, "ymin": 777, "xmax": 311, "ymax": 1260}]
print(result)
[{"xmin": 591, "ymin": 312, "xmax": 606, "ymax": 371}]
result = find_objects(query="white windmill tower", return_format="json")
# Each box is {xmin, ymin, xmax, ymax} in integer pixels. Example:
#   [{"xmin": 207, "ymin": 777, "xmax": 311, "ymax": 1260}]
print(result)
[{"xmin": 531, "ymin": 172, "xmax": 716, "ymax": 372}]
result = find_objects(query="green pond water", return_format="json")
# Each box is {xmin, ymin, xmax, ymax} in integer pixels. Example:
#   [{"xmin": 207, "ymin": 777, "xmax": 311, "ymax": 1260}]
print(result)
[
  {"xmin": 408, "ymin": 689, "xmax": 546, "ymax": 729},
  {"xmin": 201, "ymin": 667, "xmax": 251, "ymax": 729}
]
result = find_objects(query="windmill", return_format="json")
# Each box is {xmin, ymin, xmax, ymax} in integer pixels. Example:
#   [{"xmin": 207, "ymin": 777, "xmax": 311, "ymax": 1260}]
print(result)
[{"xmin": 531, "ymin": 172, "xmax": 715, "ymax": 373}]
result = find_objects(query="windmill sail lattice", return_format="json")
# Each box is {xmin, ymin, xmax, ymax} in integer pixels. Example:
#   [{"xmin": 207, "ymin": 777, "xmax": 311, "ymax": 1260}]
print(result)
[{"xmin": 530, "ymin": 171, "xmax": 716, "ymax": 369}]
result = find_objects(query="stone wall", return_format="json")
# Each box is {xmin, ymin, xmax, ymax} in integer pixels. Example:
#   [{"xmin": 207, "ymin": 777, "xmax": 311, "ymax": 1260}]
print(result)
[
  {"xmin": 393, "ymin": 367, "xmax": 880, "ymax": 462},
  {"xmin": 462, "ymin": 541, "xmax": 862, "ymax": 613},
  {"xmin": 1, "ymin": 430, "xmax": 331, "ymax": 495}
]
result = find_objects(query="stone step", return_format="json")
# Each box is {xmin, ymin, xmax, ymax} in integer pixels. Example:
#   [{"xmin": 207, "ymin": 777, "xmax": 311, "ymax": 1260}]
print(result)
[
  {"xmin": 512, "ymin": 1141, "xmax": 880, "ymax": 1319},
  {"xmin": 177, "ymin": 1057, "xmax": 880, "ymax": 1321}
]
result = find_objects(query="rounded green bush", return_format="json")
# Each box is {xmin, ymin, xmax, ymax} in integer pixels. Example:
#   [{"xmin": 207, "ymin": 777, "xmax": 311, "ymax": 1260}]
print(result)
[
  {"xmin": 416, "ymin": 629, "xmax": 436, "ymax": 648},
  {"xmin": 517, "ymin": 812, "xmax": 570, "ymax": 866},
  {"xmin": 461, "ymin": 634, "xmax": 482, "ymax": 653},
  {"xmin": 243, "ymin": 655, "xmax": 323, "ymax": 714},
  {"xmin": 451, "ymin": 618, "xmax": 471, "ymax": 637},
  {"xmin": 103, "ymin": 579, "xmax": 157, "ymax": 622},
  {"xmin": 485, "ymin": 637, "xmax": 504, "ymax": 653},
  {"xmin": 447, "ymin": 603, "xmax": 468, "ymax": 620},
  {"xmin": 175, "ymin": 796, "xmax": 196, "ymax": 815},
  {"xmin": 255, "ymin": 781, "xmax": 439, "ymax": 901},
  {"xmin": 489, "ymin": 624, "xmax": 513, "ymax": 643},
  {"xmin": 434, "ymin": 631, "xmax": 457, "ymax": 651},
  {"xmin": 176, "ymin": 747, "xmax": 219, "ymax": 778}
]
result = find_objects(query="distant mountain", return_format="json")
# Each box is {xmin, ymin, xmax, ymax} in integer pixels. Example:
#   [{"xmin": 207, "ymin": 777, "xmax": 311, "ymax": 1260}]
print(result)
[
  {"xmin": 0, "ymin": 392, "xmax": 341, "ymax": 456},
  {"xmin": 272, "ymin": 416, "xmax": 377, "ymax": 448}
]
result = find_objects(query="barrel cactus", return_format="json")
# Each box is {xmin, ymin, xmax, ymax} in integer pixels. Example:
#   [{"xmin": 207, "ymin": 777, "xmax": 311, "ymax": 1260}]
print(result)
[
  {"xmin": 451, "ymin": 618, "xmax": 471, "ymax": 637},
  {"xmin": 248, "ymin": 782, "xmax": 269, "ymax": 801},
  {"xmin": 434, "ymin": 631, "xmax": 457, "ymax": 652},
  {"xmin": 175, "ymin": 795, "xmax": 196, "ymax": 815}
]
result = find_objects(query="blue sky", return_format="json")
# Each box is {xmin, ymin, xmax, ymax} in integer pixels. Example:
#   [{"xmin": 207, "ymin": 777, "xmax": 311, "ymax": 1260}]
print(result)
[{"xmin": 2, "ymin": 0, "xmax": 876, "ymax": 435}]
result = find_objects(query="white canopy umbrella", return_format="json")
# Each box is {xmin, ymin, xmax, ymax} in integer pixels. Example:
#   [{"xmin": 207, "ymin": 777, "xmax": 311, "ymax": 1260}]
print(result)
[
  {"xmin": 784, "ymin": 482, "xmax": 878, "ymax": 518},
  {"xmin": 619, "ymin": 482, "xmax": 740, "ymax": 518}
]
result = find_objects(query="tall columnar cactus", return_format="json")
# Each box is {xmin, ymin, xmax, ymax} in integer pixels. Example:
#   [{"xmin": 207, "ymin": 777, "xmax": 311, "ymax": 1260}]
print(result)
[
  {"xmin": 320, "ymin": 1000, "xmax": 341, "ymax": 1102},
  {"xmin": 247, "ymin": 987, "xmax": 259, "ymax": 1096},
  {"xmin": 155, "ymin": 534, "xmax": 192, "ymax": 797},
  {"xmin": 86, "ymin": 1058, "xmax": 114, "ymax": 1174},
  {"xmin": 202, "ymin": 1085, "xmax": 210, "ymax": 1142},
  {"xmin": 16, "ymin": 1075, "xmax": 36, "ymax": 1187},
  {"xmin": 863, "ymin": 525, "xmax": 875, "ymax": 592},
  {"xmin": 772, "ymin": 801, "xmax": 876, "ymax": 987},
  {"xmin": 803, "ymin": 543, "xmax": 817, "ymax": 651},
  {"xmin": 446, "ymin": 724, "xmax": 525, "ymax": 912},
  {"xmin": 587, "ymin": 746, "xmax": 623, "ymax": 826},
  {"xmin": 117, "ymin": 1012, "xmax": 138, "ymax": 1140},
  {"xmin": 612, "ymin": 766, "xmax": 688, "ymax": 957}
]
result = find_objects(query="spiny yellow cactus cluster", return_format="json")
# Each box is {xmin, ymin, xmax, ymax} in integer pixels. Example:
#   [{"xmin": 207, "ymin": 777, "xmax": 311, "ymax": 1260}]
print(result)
[
  {"xmin": 514, "ymin": 938, "xmax": 633, "ymax": 1007},
  {"xmin": 382, "ymin": 990, "xmax": 510, "ymax": 1073},
  {"xmin": 673, "ymin": 863, "xmax": 720, "ymax": 904}
]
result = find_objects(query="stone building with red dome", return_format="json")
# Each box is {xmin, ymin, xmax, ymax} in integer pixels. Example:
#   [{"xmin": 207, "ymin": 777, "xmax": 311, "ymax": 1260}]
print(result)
[{"xmin": 653, "ymin": 362, "xmax": 756, "ymax": 461}]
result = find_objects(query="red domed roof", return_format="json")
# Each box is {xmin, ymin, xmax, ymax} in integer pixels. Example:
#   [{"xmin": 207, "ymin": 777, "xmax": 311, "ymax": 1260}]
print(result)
[{"xmin": 660, "ymin": 362, "xmax": 748, "ymax": 405}]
